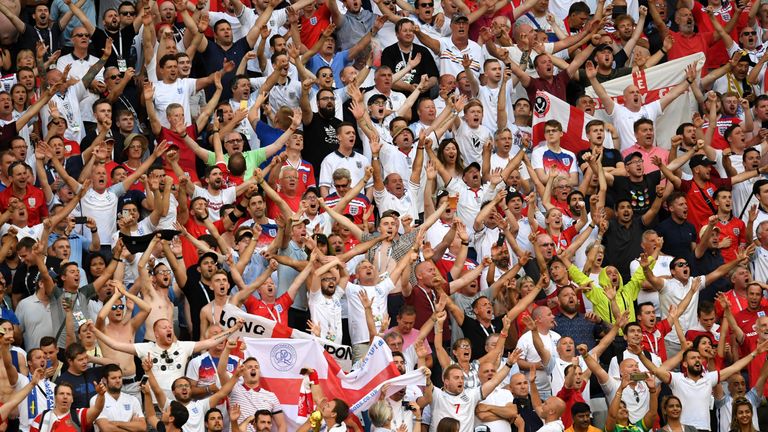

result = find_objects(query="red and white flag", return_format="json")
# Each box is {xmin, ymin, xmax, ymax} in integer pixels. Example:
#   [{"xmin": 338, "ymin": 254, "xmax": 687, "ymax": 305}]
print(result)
[
  {"xmin": 532, "ymin": 91, "xmax": 615, "ymax": 154},
  {"xmin": 585, "ymin": 52, "xmax": 705, "ymax": 150},
  {"xmin": 243, "ymin": 337, "xmax": 424, "ymax": 430}
]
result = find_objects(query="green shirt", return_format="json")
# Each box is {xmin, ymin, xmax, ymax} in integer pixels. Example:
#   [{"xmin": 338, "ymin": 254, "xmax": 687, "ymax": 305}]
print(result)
[
  {"xmin": 206, "ymin": 148, "xmax": 267, "ymax": 180},
  {"xmin": 611, "ymin": 419, "xmax": 650, "ymax": 432}
]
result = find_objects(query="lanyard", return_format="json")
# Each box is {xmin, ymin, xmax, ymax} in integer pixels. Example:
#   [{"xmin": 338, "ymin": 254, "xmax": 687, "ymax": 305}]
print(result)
[
  {"xmin": 399, "ymin": 49, "xmax": 411, "ymax": 69},
  {"xmin": 643, "ymin": 330, "xmax": 659, "ymax": 355},
  {"xmin": 480, "ymin": 322, "xmax": 496, "ymax": 337},
  {"xmin": 265, "ymin": 302, "xmax": 281, "ymax": 324},
  {"xmin": 35, "ymin": 27, "xmax": 52, "ymax": 51},
  {"xmin": 199, "ymin": 282, "xmax": 212, "ymax": 304},
  {"xmin": 419, "ymin": 286, "xmax": 436, "ymax": 312}
]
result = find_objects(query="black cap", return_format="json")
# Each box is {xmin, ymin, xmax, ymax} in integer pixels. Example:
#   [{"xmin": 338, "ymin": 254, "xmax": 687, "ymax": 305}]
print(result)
[
  {"xmin": 303, "ymin": 186, "xmax": 321, "ymax": 198},
  {"xmin": 623, "ymin": 151, "xmax": 643, "ymax": 164},
  {"xmin": 198, "ymin": 251, "xmax": 219, "ymax": 266},
  {"xmin": 367, "ymin": 94, "xmax": 388, "ymax": 106},
  {"xmin": 463, "ymin": 161, "xmax": 481, "ymax": 174},
  {"xmin": 690, "ymin": 154, "xmax": 716, "ymax": 169},
  {"xmin": 594, "ymin": 43, "xmax": 613, "ymax": 53}
]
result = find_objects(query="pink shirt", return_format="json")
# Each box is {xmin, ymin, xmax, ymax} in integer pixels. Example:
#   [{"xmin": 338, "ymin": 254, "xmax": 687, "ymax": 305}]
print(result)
[{"xmin": 622, "ymin": 144, "xmax": 669, "ymax": 175}]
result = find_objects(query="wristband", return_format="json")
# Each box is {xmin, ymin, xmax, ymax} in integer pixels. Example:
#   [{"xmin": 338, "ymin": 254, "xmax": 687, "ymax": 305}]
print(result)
[
  {"xmin": 90, "ymin": 228, "xmax": 97, "ymax": 233},
  {"xmin": 461, "ymin": 241, "xmax": 470, "ymax": 246},
  {"xmin": 661, "ymin": 48, "xmax": 668, "ymax": 55},
  {"xmin": 180, "ymin": 132, "xmax": 188, "ymax": 138},
  {"xmin": 686, "ymin": 78, "xmax": 693, "ymax": 84},
  {"xmin": 372, "ymin": 156, "xmax": 380, "ymax": 161},
  {"xmin": 588, "ymin": 223, "xmax": 595, "ymax": 229},
  {"xmin": 176, "ymin": 256, "xmax": 183, "ymax": 260},
  {"xmin": 112, "ymin": 258, "xmax": 123, "ymax": 263},
  {"xmin": 505, "ymin": 361, "xmax": 515, "ymax": 369}
]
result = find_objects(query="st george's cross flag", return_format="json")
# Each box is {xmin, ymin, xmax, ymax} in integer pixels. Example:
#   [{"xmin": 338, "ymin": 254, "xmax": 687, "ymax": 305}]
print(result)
[
  {"xmin": 531, "ymin": 91, "xmax": 615, "ymax": 154},
  {"xmin": 243, "ymin": 337, "xmax": 425, "ymax": 430}
]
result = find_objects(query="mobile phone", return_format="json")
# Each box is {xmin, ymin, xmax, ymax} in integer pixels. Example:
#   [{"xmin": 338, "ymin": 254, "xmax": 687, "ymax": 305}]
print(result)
[
  {"xmin": 46, "ymin": 359, "xmax": 53, "ymax": 369},
  {"xmin": 140, "ymin": 376, "xmax": 149, "ymax": 385},
  {"xmin": 216, "ymin": 109, "xmax": 224, "ymax": 123},
  {"xmin": 73, "ymin": 311, "xmax": 87, "ymax": 327},
  {"xmin": 239, "ymin": 100, "xmax": 247, "ymax": 111},
  {"xmin": 121, "ymin": 209, "xmax": 131, "ymax": 220},
  {"xmin": 630, "ymin": 372, "xmax": 648, "ymax": 381},
  {"xmin": 495, "ymin": 233, "xmax": 505, "ymax": 247},
  {"xmin": 73, "ymin": 216, "xmax": 88, "ymax": 224},
  {"xmin": 402, "ymin": 401, "xmax": 415, "ymax": 411}
]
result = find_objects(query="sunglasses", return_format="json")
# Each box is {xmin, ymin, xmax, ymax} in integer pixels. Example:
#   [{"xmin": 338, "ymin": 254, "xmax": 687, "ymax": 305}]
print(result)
[
  {"xmin": 120, "ymin": 10, "xmax": 136, "ymax": 16},
  {"xmin": 419, "ymin": 2, "xmax": 434, "ymax": 6},
  {"xmin": 674, "ymin": 262, "xmax": 689, "ymax": 268},
  {"xmin": 72, "ymin": 33, "xmax": 89, "ymax": 38},
  {"xmin": 742, "ymin": 31, "xmax": 757, "ymax": 36},
  {"xmin": 107, "ymin": 74, "xmax": 119, "ymax": 80},
  {"xmin": 111, "ymin": 304, "xmax": 125, "ymax": 310}
]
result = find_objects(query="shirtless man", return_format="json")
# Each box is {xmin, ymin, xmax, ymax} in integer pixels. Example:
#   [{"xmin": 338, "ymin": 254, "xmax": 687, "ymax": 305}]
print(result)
[
  {"xmin": 137, "ymin": 236, "xmax": 178, "ymax": 341},
  {"xmin": 96, "ymin": 281, "xmax": 152, "ymax": 399}
]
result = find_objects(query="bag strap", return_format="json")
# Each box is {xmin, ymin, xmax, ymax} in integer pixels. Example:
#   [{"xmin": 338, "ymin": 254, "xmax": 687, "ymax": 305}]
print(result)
[{"xmin": 694, "ymin": 182, "xmax": 718, "ymax": 214}]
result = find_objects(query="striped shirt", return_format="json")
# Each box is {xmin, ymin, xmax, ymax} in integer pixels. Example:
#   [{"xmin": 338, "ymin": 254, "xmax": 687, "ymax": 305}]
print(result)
[{"xmin": 229, "ymin": 383, "xmax": 282, "ymax": 425}]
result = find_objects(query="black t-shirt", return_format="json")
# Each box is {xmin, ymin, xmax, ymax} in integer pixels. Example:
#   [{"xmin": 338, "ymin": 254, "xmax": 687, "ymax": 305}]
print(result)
[
  {"xmin": 303, "ymin": 113, "xmax": 341, "ymax": 175},
  {"xmin": 460, "ymin": 315, "xmax": 504, "ymax": 360},
  {"xmin": 182, "ymin": 269, "xmax": 214, "ymax": 341},
  {"xmin": 12, "ymin": 256, "xmax": 62, "ymax": 301},
  {"xmin": 380, "ymin": 43, "xmax": 439, "ymax": 94},
  {"xmin": 55, "ymin": 367, "xmax": 104, "ymax": 409},
  {"xmin": 610, "ymin": 171, "xmax": 662, "ymax": 216},
  {"xmin": 89, "ymin": 27, "xmax": 137, "ymax": 68},
  {"xmin": 602, "ymin": 215, "xmax": 647, "ymax": 281},
  {"xmin": 577, "ymin": 148, "xmax": 622, "ymax": 169},
  {"xmin": 19, "ymin": 23, "xmax": 63, "ymax": 56},
  {"xmin": 656, "ymin": 217, "xmax": 697, "ymax": 267}
]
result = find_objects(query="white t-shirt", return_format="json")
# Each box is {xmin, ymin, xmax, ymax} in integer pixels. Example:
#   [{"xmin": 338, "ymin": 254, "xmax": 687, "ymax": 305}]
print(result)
[
  {"xmin": 607, "ymin": 350, "xmax": 662, "ymax": 379},
  {"xmin": 473, "ymin": 387, "xmax": 514, "ymax": 432},
  {"xmin": 660, "ymin": 276, "xmax": 704, "ymax": 345},
  {"xmin": 669, "ymin": 371, "xmax": 718, "ymax": 430},
  {"xmin": 15, "ymin": 374, "xmax": 55, "ymax": 432},
  {"xmin": 610, "ymin": 101, "xmax": 663, "ymax": 152},
  {"xmin": 153, "ymin": 78, "xmax": 197, "ymax": 128},
  {"xmin": 515, "ymin": 329, "xmax": 560, "ymax": 396},
  {"xmin": 134, "ymin": 340, "xmax": 196, "ymax": 399},
  {"xmin": 477, "ymin": 84, "xmax": 515, "ymax": 134},
  {"xmin": 454, "ymin": 119, "xmax": 493, "ymax": 166},
  {"xmin": 430, "ymin": 387, "xmax": 483, "ymax": 432},
  {"xmin": 346, "ymin": 278, "xmax": 397, "ymax": 344},
  {"xmin": 546, "ymin": 355, "xmax": 590, "ymax": 402},
  {"xmin": 309, "ymin": 288, "xmax": 345, "ymax": 344},
  {"xmin": 90, "ymin": 391, "xmax": 142, "ymax": 432},
  {"xmin": 437, "ymin": 37, "xmax": 483, "ymax": 79},
  {"xmin": 81, "ymin": 183, "xmax": 126, "ymax": 246},
  {"xmin": 172, "ymin": 398, "xmax": 211, "ymax": 432},
  {"xmin": 192, "ymin": 185, "xmax": 237, "ymax": 221},
  {"xmin": 600, "ymin": 378, "xmax": 652, "ymax": 424},
  {"xmin": 629, "ymin": 254, "xmax": 673, "ymax": 317}
]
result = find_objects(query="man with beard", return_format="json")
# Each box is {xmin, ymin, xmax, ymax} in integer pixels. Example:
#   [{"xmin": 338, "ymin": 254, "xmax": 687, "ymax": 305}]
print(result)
[
  {"xmin": 90, "ymin": 317, "xmax": 244, "ymax": 401},
  {"xmin": 144, "ymin": 364, "xmax": 240, "ymax": 432},
  {"xmin": 640, "ymin": 341, "xmax": 768, "ymax": 432},
  {"xmin": 300, "ymin": 85, "xmax": 342, "ymax": 173},
  {"xmin": 89, "ymin": 364, "xmax": 144, "ymax": 432},
  {"xmin": 605, "ymin": 151, "xmax": 662, "ymax": 217},
  {"xmin": 83, "ymin": 8, "xmax": 140, "ymax": 68},
  {"xmin": 203, "ymin": 409, "xmax": 224, "ymax": 432},
  {"xmin": 218, "ymin": 343, "xmax": 288, "ymax": 432},
  {"xmin": 95, "ymin": 283, "xmax": 151, "ymax": 399},
  {"xmin": 188, "ymin": 165, "xmax": 252, "ymax": 222},
  {"xmin": 649, "ymin": 250, "xmax": 751, "ymax": 362},
  {"xmin": 307, "ymin": 258, "xmax": 349, "ymax": 344}
]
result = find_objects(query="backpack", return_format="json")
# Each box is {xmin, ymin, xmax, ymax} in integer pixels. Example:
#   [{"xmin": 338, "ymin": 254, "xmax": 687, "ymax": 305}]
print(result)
[{"xmin": 39, "ymin": 408, "xmax": 81, "ymax": 432}]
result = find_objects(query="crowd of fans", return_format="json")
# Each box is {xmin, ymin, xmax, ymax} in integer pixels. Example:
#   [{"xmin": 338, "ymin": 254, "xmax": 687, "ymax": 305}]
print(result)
[{"xmin": 0, "ymin": 0, "xmax": 767, "ymax": 430}]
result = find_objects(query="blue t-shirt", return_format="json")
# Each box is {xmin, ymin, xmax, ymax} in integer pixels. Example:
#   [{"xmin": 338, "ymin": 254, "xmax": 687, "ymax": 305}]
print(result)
[{"xmin": 306, "ymin": 50, "xmax": 352, "ymax": 89}]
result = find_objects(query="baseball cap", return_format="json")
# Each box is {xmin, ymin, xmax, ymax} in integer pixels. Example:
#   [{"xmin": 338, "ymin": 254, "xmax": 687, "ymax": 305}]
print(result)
[
  {"xmin": 367, "ymin": 94, "xmax": 387, "ymax": 106},
  {"xmin": 197, "ymin": 251, "xmax": 219, "ymax": 266},
  {"xmin": 689, "ymin": 154, "xmax": 716, "ymax": 169},
  {"xmin": 463, "ymin": 161, "xmax": 481, "ymax": 174},
  {"xmin": 452, "ymin": 12, "xmax": 469, "ymax": 23},
  {"xmin": 623, "ymin": 151, "xmax": 643, "ymax": 164}
]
